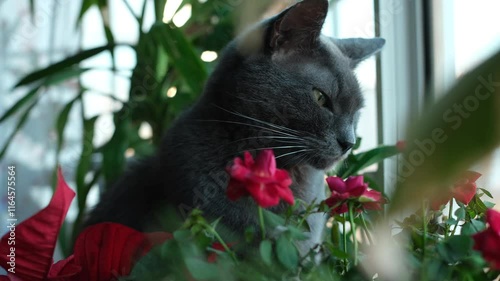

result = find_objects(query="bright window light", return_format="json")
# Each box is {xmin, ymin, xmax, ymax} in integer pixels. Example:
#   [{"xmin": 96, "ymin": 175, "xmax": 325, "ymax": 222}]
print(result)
[
  {"xmin": 172, "ymin": 4, "xmax": 192, "ymax": 27},
  {"xmin": 162, "ymin": 0, "xmax": 183, "ymax": 23},
  {"xmin": 166, "ymin": 86, "xmax": 177, "ymax": 98},
  {"xmin": 201, "ymin": 51, "xmax": 218, "ymax": 62}
]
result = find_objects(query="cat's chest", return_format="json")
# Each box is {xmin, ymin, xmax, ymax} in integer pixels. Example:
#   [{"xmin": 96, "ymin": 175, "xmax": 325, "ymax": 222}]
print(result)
[{"xmin": 289, "ymin": 166, "xmax": 327, "ymax": 204}]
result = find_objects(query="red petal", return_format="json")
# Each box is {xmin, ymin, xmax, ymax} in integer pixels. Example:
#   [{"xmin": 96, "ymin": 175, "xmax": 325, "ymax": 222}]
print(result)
[
  {"xmin": 345, "ymin": 176, "xmax": 365, "ymax": 192},
  {"xmin": 247, "ymin": 183, "xmax": 280, "ymax": 208},
  {"xmin": 254, "ymin": 150, "xmax": 276, "ymax": 176},
  {"xmin": 326, "ymin": 177, "xmax": 346, "ymax": 193},
  {"xmin": 276, "ymin": 184, "xmax": 295, "ymax": 205},
  {"xmin": 463, "ymin": 171, "xmax": 482, "ymax": 183},
  {"xmin": 47, "ymin": 255, "xmax": 82, "ymax": 280},
  {"xmin": 0, "ymin": 168, "xmax": 75, "ymax": 281},
  {"xmin": 486, "ymin": 209, "xmax": 500, "ymax": 235},
  {"xmin": 453, "ymin": 182, "xmax": 476, "ymax": 205},
  {"xmin": 226, "ymin": 179, "xmax": 248, "ymax": 201},
  {"xmin": 243, "ymin": 151, "xmax": 255, "ymax": 167},
  {"xmin": 74, "ymin": 223, "xmax": 170, "ymax": 280},
  {"xmin": 396, "ymin": 140, "xmax": 406, "ymax": 152},
  {"xmin": 360, "ymin": 189, "xmax": 382, "ymax": 202}
]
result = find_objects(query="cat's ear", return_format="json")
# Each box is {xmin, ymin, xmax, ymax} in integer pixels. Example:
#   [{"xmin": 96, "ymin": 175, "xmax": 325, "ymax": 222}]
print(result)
[
  {"xmin": 333, "ymin": 38, "xmax": 386, "ymax": 68},
  {"xmin": 269, "ymin": 0, "xmax": 328, "ymax": 51}
]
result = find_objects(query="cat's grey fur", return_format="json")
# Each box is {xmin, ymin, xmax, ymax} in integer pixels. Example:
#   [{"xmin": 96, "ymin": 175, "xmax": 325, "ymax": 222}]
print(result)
[{"xmin": 85, "ymin": 0, "xmax": 385, "ymax": 250}]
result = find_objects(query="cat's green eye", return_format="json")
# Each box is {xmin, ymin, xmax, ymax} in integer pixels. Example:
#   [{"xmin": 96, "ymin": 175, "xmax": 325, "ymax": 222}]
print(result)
[{"xmin": 312, "ymin": 88, "xmax": 327, "ymax": 107}]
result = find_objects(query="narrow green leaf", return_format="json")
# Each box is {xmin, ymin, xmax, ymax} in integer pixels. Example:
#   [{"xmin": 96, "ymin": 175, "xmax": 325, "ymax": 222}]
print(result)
[
  {"xmin": 259, "ymin": 239, "xmax": 273, "ymax": 266},
  {"xmin": 77, "ymin": 0, "xmax": 98, "ymax": 24},
  {"xmin": 75, "ymin": 116, "xmax": 98, "ymax": 210},
  {"xmin": 276, "ymin": 236, "xmax": 299, "ymax": 271},
  {"xmin": 101, "ymin": 113, "xmax": 130, "ymax": 187},
  {"xmin": 14, "ymin": 45, "xmax": 113, "ymax": 88},
  {"xmin": 338, "ymin": 145, "xmax": 399, "ymax": 178},
  {"xmin": 479, "ymin": 188, "xmax": 493, "ymax": 199},
  {"xmin": 0, "ymin": 98, "xmax": 39, "ymax": 159},
  {"xmin": 55, "ymin": 94, "xmax": 81, "ymax": 152},
  {"xmin": 0, "ymin": 87, "xmax": 39, "ymax": 123},
  {"xmin": 151, "ymin": 23, "xmax": 207, "ymax": 94},
  {"xmin": 29, "ymin": 0, "xmax": 35, "ymax": 22}
]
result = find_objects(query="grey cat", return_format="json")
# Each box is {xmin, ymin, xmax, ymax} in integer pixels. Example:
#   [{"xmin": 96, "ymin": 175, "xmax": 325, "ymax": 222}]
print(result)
[{"xmin": 85, "ymin": 0, "xmax": 385, "ymax": 251}]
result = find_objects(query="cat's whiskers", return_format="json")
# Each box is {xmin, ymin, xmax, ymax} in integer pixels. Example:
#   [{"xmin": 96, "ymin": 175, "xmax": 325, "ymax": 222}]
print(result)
[
  {"xmin": 275, "ymin": 148, "xmax": 312, "ymax": 160},
  {"xmin": 197, "ymin": 119, "xmax": 299, "ymax": 138},
  {"xmin": 212, "ymin": 105, "xmax": 301, "ymax": 135}
]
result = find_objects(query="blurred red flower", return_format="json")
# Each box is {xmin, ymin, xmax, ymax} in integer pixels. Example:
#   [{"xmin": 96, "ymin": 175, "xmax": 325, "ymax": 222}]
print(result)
[
  {"xmin": 324, "ymin": 175, "xmax": 385, "ymax": 215},
  {"xmin": 430, "ymin": 171, "xmax": 481, "ymax": 210},
  {"xmin": 472, "ymin": 209, "xmax": 500, "ymax": 270},
  {"xmin": 226, "ymin": 150, "xmax": 294, "ymax": 208}
]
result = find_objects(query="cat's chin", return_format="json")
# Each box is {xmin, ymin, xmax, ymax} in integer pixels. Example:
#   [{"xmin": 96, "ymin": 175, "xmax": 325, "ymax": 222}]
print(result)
[{"xmin": 309, "ymin": 155, "xmax": 344, "ymax": 171}]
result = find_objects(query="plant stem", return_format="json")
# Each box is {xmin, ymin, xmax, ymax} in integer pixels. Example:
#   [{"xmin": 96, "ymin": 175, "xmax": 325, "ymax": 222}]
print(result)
[
  {"xmin": 343, "ymin": 213, "xmax": 348, "ymax": 272},
  {"xmin": 446, "ymin": 199, "xmax": 454, "ymax": 238},
  {"xmin": 348, "ymin": 203, "xmax": 358, "ymax": 266},
  {"xmin": 258, "ymin": 207, "xmax": 266, "ymax": 240},
  {"xmin": 205, "ymin": 224, "xmax": 238, "ymax": 263},
  {"xmin": 421, "ymin": 200, "xmax": 428, "ymax": 281},
  {"xmin": 360, "ymin": 214, "xmax": 374, "ymax": 245}
]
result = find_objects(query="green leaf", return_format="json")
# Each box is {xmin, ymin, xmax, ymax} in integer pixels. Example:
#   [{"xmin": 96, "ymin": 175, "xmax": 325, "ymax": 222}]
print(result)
[
  {"xmin": 338, "ymin": 145, "xmax": 399, "ymax": 178},
  {"xmin": 470, "ymin": 219, "xmax": 486, "ymax": 232},
  {"xmin": 184, "ymin": 258, "xmax": 219, "ymax": 280},
  {"xmin": 261, "ymin": 208, "xmax": 286, "ymax": 228},
  {"xmin": 0, "ymin": 98, "xmax": 39, "ymax": 159},
  {"xmin": 455, "ymin": 207, "xmax": 466, "ymax": 220},
  {"xmin": 14, "ymin": 46, "xmax": 113, "ymax": 88},
  {"xmin": 55, "ymin": 95, "xmax": 81, "ymax": 152},
  {"xmin": 275, "ymin": 236, "xmax": 299, "ymax": 271},
  {"xmin": 76, "ymin": 116, "xmax": 98, "ymax": 210},
  {"xmin": 151, "ymin": 23, "xmax": 207, "ymax": 94},
  {"xmin": 390, "ymin": 49, "xmax": 500, "ymax": 212},
  {"xmin": 479, "ymin": 188, "xmax": 493, "ymax": 199},
  {"xmin": 101, "ymin": 113, "xmax": 130, "ymax": 187},
  {"xmin": 0, "ymin": 87, "xmax": 39, "ymax": 123},
  {"xmin": 259, "ymin": 239, "xmax": 273, "ymax": 266},
  {"xmin": 77, "ymin": 0, "xmax": 98, "ymax": 23}
]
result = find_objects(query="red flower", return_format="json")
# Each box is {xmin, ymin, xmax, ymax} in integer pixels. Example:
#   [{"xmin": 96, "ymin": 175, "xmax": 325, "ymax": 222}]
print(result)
[
  {"xmin": 226, "ymin": 150, "xmax": 294, "ymax": 208},
  {"xmin": 472, "ymin": 209, "xmax": 500, "ymax": 270},
  {"xmin": 0, "ymin": 168, "xmax": 172, "ymax": 281},
  {"xmin": 396, "ymin": 140, "xmax": 407, "ymax": 152},
  {"xmin": 430, "ymin": 171, "xmax": 481, "ymax": 210},
  {"xmin": 324, "ymin": 176, "xmax": 385, "ymax": 215},
  {"xmin": 207, "ymin": 242, "xmax": 235, "ymax": 263}
]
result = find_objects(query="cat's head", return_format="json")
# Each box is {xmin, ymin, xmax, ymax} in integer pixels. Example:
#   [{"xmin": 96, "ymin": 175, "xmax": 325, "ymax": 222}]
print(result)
[{"xmin": 202, "ymin": 0, "xmax": 385, "ymax": 170}]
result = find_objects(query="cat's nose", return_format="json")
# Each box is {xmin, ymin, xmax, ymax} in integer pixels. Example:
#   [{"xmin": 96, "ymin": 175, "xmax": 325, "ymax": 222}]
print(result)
[{"xmin": 338, "ymin": 140, "xmax": 354, "ymax": 154}]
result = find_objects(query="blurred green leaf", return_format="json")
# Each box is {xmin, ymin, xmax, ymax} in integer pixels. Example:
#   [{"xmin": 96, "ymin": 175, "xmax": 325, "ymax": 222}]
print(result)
[
  {"xmin": 276, "ymin": 236, "xmax": 298, "ymax": 271},
  {"xmin": 259, "ymin": 239, "xmax": 273, "ymax": 266},
  {"xmin": 151, "ymin": 23, "xmax": 207, "ymax": 94},
  {"xmin": 101, "ymin": 113, "xmax": 130, "ymax": 187},
  {"xmin": 77, "ymin": 0, "xmax": 98, "ymax": 23},
  {"xmin": 55, "ymin": 94, "xmax": 81, "ymax": 152},
  {"xmin": 390, "ymin": 49, "xmax": 500, "ymax": 212},
  {"xmin": 0, "ymin": 98, "xmax": 39, "ymax": 159},
  {"xmin": 262, "ymin": 208, "xmax": 286, "ymax": 228},
  {"xmin": 76, "ymin": 115, "xmax": 98, "ymax": 209},
  {"xmin": 185, "ymin": 258, "xmax": 219, "ymax": 280},
  {"xmin": 337, "ymin": 145, "xmax": 399, "ymax": 178},
  {"xmin": 0, "ymin": 87, "xmax": 39, "ymax": 123},
  {"xmin": 14, "ymin": 46, "xmax": 113, "ymax": 88}
]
